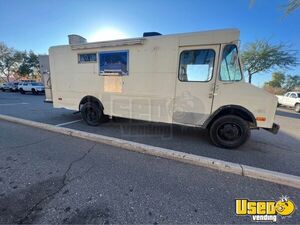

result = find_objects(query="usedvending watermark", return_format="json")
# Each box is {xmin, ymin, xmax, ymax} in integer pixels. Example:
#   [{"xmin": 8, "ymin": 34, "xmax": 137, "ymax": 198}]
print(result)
[{"xmin": 235, "ymin": 196, "xmax": 296, "ymax": 222}]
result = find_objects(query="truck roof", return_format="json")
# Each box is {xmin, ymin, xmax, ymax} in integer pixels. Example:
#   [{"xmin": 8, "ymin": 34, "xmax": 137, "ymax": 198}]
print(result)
[{"xmin": 50, "ymin": 28, "xmax": 240, "ymax": 51}]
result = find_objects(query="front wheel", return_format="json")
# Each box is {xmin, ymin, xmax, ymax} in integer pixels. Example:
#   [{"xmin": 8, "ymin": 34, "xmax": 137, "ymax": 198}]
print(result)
[
  {"xmin": 81, "ymin": 102, "xmax": 103, "ymax": 126},
  {"xmin": 209, "ymin": 115, "xmax": 250, "ymax": 149},
  {"xmin": 295, "ymin": 104, "xmax": 300, "ymax": 113},
  {"xmin": 20, "ymin": 89, "xmax": 25, "ymax": 94}
]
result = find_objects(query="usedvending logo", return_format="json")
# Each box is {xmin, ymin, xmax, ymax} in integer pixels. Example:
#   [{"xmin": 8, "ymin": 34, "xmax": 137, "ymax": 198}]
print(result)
[{"xmin": 235, "ymin": 196, "xmax": 296, "ymax": 222}]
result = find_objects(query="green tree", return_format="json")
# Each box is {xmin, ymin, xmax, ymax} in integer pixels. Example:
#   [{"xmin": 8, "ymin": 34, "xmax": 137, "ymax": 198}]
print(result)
[
  {"xmin": 249, "ymin": 0, "xmax": 300, "ymax": 14},
  {"xmin": 266, "ymin": 72, "xmax": 286, "ymax": 88},
  {"xmin": 0, "ymin": 42, "xmax": 23, "ymax": 82},
  {"xmin": 284, "ymin": 75, "xmax": 300, "ymax": 91},
  {"xmin": 18, "ymin": 51, "xmax": 40, "ymax": 79},
  {"xmin": 285, "ymin": 0, "xmax": 300, "ymax": 14},
  {"xmin": 241, "ymin": 40, "xmax": 298, "ymax": 83}
]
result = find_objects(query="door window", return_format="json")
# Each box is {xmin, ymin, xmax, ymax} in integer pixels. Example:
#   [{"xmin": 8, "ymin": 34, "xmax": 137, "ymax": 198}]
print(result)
[
  {"xmin": 290, "ymin": 93, "xmax": 297, "ymax": 98},
  {"xmin": 178, "ymin": 49, "xmax": 215, "ymax": 82},
  {"xmin": 220, "ymin": 45, "xmax": 242, "ymax": 81}
]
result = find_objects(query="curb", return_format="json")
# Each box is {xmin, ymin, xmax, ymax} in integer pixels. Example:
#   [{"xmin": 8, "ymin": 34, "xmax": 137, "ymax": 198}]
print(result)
[{"xmin": 0, "ymin": 114, "xmax": 299, "ymax": 189}]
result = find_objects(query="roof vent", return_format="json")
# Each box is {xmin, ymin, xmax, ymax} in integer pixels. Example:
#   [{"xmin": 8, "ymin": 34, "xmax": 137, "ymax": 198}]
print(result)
[
  {"xmin": 68, "ymin": 34, "xmax": 87, "ymax": 45},
  {"xmin": 143, "ymin": 32, "xmax": 162, "ymax": 37}
]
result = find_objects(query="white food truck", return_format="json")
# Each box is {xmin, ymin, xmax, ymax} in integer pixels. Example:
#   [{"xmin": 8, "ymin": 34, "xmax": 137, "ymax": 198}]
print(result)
[{"xmin": 48, "ymin": 29, "xmax": 279, "ymax": 148}]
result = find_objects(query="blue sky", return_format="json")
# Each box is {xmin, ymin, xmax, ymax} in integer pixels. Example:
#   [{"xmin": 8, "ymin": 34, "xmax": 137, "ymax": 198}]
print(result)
[{"xmin": 0, "ymin": 0, "xmax": 299, "ymax": 86}]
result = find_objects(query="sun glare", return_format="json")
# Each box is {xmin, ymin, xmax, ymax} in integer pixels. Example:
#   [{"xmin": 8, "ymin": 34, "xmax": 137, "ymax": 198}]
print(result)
[{"xmin": 88, "ymin": 28, "xmax": 128, "ymax": 42}]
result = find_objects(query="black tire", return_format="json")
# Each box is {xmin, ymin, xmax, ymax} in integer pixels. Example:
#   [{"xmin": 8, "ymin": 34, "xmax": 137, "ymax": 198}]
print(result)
[
  {"xmin": 32, "ymin": 89, "xmax": 38, "ymax": 95},
  {"xmin": 295, "ymin": 104, "xmax": 300, "ymax": 113},
  {"xmin": 81, "ymin": 102, "xmax": 103, "ymax": 126},
  {"xmin": 209, "ymin": 115, "xmax": 250, "ymax": 149},
  {"xmin": 20, "ymin": 89, "xmax": 25, "ymax": 94}
]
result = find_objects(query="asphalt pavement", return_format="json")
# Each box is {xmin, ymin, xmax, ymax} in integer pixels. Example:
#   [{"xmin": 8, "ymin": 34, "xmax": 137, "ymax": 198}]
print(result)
[
  {"xmin": 0, "ymin": 120, "xmax": 299, "ymax": 224},
  {"xmin": 0, "ymin": 92, "xmax": 299, "ymax": 177}
]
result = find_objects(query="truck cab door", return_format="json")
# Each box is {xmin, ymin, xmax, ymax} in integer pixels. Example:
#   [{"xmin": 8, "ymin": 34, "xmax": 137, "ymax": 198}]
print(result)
[
  {"xmin": 288, "ymin": 93, "xmax": 297, "ymax": 107},
  {"xmin": 282, "ymin": 92, "xmax": 290, "ymax": 106},
  {"xmin": 173, "ymin": 45, "xmax": 220, "ymax": 126},
  {"xmin": 211, "ymin": 44, "xmax": 248, "ymax": 116},
  {"xmin": 22, "ymin": 83, "xmax": 28, "ymax": 91}
]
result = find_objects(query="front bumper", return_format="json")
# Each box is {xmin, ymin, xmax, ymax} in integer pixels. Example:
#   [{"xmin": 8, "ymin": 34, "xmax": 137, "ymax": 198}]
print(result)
[{"xmin": 263, "ymin": 123, "xmax": 280, "ymax": 134}]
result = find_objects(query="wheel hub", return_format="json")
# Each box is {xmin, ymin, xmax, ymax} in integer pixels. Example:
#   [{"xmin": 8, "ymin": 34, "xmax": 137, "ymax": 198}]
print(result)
[
  {"xmin": 86, "ymin": 108, "xmax": 97, "ymax": 121},
  {"xmin": 218, "ymin": 123, "xmax": 241, "ymax": 141}
]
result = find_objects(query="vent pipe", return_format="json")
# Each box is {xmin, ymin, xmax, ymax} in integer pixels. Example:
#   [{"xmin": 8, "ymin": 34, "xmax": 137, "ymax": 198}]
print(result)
[{"xmin": 68, "ymin": 34, "xmax": 87, "ymax": 45}]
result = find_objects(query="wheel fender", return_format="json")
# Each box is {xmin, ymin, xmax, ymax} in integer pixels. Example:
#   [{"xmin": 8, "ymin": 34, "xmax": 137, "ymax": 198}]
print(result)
[
  {"xmin": 79, "ymin": 96, "xmax": 104, "ymax": 111},
  {"xmin": 203, "ymin": 105, "xmax": 257, "ymax": 129}
]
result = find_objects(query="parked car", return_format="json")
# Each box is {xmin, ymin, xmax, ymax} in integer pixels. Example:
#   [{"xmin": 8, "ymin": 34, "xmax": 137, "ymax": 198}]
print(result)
[
  {"xmin": 18, "ymin": 82, "xmax": 45, "ymax": 95},
  {"xmin": 0, "ymin": 83, "xmax": 10, "ymax": 92},
  {"xmin": 0, "ymin": 82, "xmax": 21, "ymax": 92},
  {"xmin": 277, "ymin": 92, "xmax": 300, "ymax": 112},
  {"xmin": 17, "ymin": 80, "xmax": 37, "ymax": 90},
  {"xmin": 9, "ymin": 82, "xmax": 19, "ymax": 92}
]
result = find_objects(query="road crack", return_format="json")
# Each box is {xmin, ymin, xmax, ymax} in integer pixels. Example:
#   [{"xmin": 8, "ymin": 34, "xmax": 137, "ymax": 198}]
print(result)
[{"xmin": 17, "ymin": 144, "xmax": 96, "ymax": 224}]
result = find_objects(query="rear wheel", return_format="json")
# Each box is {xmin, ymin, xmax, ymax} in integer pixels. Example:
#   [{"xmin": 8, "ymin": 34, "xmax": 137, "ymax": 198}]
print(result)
[
  {"xmin": 295, "ymin": 104, "xmax": 300, "ymax": 113},
  {"xmin": 20, "ymin": 89, "xmax": 25, "ymax": 94},
  {"xmin": 32, "ymin": 89, "xmax": 38, "ymax": 95},
  {"xmin": 81, "ymin": 102, "xmax": 103, "ymax": 126},
  {"xmin": 209, "ymin": 115, "xmax": 250, "ymax": 149}
]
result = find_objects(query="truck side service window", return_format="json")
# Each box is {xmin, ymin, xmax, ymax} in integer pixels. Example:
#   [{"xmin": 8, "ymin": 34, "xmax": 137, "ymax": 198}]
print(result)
[
  {"xmin": 220, "ymin": 45, "xmax": 242, "ymax": 81},
  {"xmin": 179, "ymin": 49, "xmax": 215, "ymax": 82},
  {"xmin": 78, "ymin": 53, "xmax": 97, "ymax": 63},
  {"xmin": 99, "ymin": 50, "xmax": 129, "ymax": 76}
]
